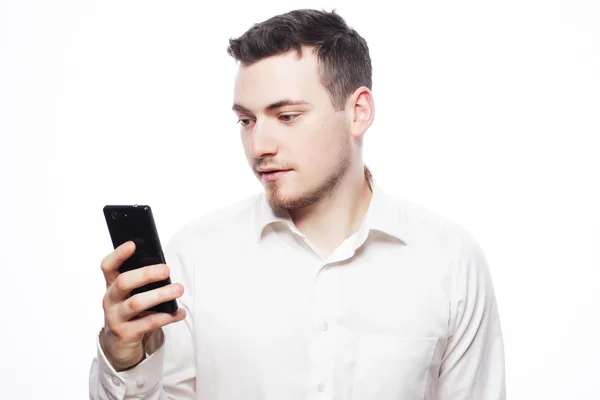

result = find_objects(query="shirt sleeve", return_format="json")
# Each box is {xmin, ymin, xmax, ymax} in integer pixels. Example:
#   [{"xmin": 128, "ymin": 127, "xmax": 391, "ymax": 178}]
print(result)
[
  {"xmin": 435, "ymin": 230, "xmax": 506, "ymax": 400},
  {"xmin": 89, "ymin": 225, "xmax": 197, "ymax": 400}
]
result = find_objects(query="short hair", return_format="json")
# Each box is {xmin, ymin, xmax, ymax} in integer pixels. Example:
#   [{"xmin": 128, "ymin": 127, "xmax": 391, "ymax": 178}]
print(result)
[{"xmin": 227, "ymin": 9, "xmax": 372, "ymax": 112}]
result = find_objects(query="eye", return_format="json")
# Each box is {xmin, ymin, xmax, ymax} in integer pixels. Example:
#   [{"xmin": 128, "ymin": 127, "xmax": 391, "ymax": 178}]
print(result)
[
  {"xmin": 279, "ymin": 114, "xmax": 300, "ymax": 122},
  {"xmin": 237, "ymin": 118, "xmax": 253, "ymax": 126}
]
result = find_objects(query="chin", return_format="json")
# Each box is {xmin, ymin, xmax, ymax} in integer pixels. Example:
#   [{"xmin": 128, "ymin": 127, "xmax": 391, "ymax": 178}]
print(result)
[
  {"xmin": 265, "ymin": 183, "xmax": 296, "ymax": 209},
  {"xmin": 265, "ymin": 182, "xmax": 323, "ymax": 210}
]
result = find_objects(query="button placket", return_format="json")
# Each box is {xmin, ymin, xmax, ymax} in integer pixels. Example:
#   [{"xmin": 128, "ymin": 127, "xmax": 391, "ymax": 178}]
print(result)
[{"xmin": 306, "ymin": 261, "xmax": 339, "ymax": 399}]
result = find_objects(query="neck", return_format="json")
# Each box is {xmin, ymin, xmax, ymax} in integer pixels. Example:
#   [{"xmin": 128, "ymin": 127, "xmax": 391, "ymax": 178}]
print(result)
[{"xmin": 289, "ymin": 168, "xmax": 373, "ymax": 258}]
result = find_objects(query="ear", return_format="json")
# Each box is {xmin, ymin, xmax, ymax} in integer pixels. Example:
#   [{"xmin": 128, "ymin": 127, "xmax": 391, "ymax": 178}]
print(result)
[{"xmin": 347, "ymin": 86, "xmax": 375, "ymax": 139}]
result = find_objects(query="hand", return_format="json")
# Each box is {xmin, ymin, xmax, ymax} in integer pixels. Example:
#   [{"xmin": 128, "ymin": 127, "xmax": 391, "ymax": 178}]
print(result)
[{"xmin": 99, "ymin": 241, "xmax": 186, "ymax": 371}]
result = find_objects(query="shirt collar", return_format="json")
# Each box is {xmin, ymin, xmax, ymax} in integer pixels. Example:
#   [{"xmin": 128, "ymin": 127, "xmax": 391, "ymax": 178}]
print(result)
[{"xmin": 255, "ymin": 173, "xmax": 409, "ymax": 245}]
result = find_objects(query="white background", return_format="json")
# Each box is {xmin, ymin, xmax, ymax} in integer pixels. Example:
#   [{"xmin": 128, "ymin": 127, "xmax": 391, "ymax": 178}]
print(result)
[{"xmin": 0, "ymin": 0, "xmax": 598, "ymax": 398}]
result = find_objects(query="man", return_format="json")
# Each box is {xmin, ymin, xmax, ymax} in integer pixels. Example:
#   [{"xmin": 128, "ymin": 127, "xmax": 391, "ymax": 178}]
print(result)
[{"xmin": 89, "ymin": 8, "xmax": 506, "ymax": 400}]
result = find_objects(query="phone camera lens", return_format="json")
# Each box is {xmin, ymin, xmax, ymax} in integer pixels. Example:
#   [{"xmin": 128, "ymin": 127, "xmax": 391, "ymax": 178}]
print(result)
[{"xmin": 111, "ymin": 211, "xmax": 119, "ymax": 220}]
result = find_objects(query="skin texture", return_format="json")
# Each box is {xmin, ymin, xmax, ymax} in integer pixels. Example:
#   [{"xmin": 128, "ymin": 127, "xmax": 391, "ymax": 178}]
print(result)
[{"xmin": 232, "ymin": 45, "xmax": 376, "ymax": 256}]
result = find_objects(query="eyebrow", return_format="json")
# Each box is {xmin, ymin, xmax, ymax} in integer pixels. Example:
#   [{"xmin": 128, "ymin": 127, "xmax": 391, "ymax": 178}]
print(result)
[{"xmin": 232, "ymin": 99, "xmax": 310, "ymax": 115}]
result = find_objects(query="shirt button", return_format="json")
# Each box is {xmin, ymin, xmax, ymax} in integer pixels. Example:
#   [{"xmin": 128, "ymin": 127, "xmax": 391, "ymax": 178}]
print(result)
[
  {"xmin": 317, "ymin": 383, "xmax": 326, "ymax": 392},
  {"xmin": 322, "ymin": 322, "xmax": 329, "ymax": 331},
  {"xmin": 111, "ymin": 377, "xmax": 121, "ymax": 386},
  {"xmin": 136, "ymin": 377, "xmax": 146, "ymax": 386}
]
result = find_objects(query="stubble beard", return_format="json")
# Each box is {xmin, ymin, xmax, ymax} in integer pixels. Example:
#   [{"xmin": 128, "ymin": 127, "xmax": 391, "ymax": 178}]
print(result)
[{"xmin": 265, "ymin": 143, "xmax": 352, "ymax": 211}]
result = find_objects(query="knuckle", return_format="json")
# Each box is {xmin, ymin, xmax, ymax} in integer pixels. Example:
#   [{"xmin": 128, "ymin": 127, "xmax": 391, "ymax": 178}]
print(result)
[
  {"xmin": 109, "ymin": 319, "xmax": 137, "ymax": 342},
  {"xmin": 142, "ymin": 266, "xmax": 155, "ymax": 282},
  {"xmin": 105, "ymin": 315, "xmax": 117, "ymax": 331},
  {"xmin": 159, "ymin": 285, "xmax": 172, "ymax": 300},
  {"xmin": 110, "ymin": 324, "xmax": 125, "ymax": 339},
  {"xmin": 114, "ymin": 275, "xmax": 128, "ymax": 292},
  {"xmin": 100, "ymin": 257, "xmax": 111, "ymax": 273},
  {"xmin": 102, "ymin": 294, "xmax": 111, "ymax": 312},
  {"xmin": 104, "ymin": 307, "xmax": 120, "ymax": 328},
  {"xmin": 127, "ymin": 295, "xmax": 142, "ymax": 313},
  {"xmin": 149, "ymin": 289, "xmax": 162, "ymax": 305},
  {"xmin": 146, "ymin": 313, "xmax": 163, "ymax": 330}
]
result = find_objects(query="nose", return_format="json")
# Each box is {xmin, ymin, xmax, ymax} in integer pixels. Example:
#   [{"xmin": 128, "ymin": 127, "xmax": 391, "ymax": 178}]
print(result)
[{"xmin": 249, "ymin": 120, "xmax": 278, "ymax": 159}]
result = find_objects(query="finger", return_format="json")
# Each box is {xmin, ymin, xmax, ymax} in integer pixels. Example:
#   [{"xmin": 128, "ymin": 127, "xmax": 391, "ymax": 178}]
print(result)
[
  {"xmin": 124, "ymin": 308, "xmax": 187, "ymax": 338},
  {"xmin": 100, "ymin": 241, "xmax": 136, "ymax": 285},
  {"xmin": 120, "ymin": 282, "xmax": 183, "ymax": 320},
  {"xmin": 108, "ymin": 263, "xmax": 170, "ymax": 303}
]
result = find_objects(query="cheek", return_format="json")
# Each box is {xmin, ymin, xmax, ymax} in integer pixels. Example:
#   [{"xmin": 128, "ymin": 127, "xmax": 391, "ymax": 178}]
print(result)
[{"xmin": 297, "ymin": 122, "xmax": 342, "ymax": 169}]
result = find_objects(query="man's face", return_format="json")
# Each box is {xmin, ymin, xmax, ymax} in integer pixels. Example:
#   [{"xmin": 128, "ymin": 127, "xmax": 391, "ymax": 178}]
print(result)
[{"xmin": 233, "ymin": 47, "xmax": 352, "ymax": 210}]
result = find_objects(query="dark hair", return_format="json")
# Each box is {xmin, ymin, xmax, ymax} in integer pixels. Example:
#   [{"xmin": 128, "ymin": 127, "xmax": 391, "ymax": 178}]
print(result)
[{"xmin": 227, "ymin": 9, "xmax": 372, "ymax": 112}]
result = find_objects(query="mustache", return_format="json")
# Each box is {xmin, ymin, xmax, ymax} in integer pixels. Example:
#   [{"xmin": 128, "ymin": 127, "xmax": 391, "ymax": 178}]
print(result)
[{"xmin": 255, "ymin": 161, "xmax": 294, "ymax": 170}]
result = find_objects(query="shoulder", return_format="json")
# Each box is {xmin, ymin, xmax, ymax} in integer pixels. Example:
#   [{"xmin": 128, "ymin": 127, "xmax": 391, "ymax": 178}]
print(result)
[
  {"xmin": 387, "ymin": 192, "xmax": 476, "ymax": 252},
  {"xmin": 386, "ymin": 193, "xmax": 493, "ymax": 297}
]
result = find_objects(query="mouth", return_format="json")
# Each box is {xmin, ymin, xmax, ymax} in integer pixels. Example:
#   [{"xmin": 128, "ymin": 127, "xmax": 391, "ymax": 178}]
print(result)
[
  {"xmin": 260, "ymin": 169, "xmax": 292, "ymax": 182},
  {"xmin": 261, "ymin": 169, "xmax": 290, "ymax": 174}
]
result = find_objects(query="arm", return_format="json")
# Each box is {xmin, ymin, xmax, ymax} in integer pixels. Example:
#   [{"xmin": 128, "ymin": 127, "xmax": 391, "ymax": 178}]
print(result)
[
  {"xmin": 89, "ymin": 226, "xmax": 196, "ymax": 400},
  {"xmin": 435, "ymin": 231, "xmax": 506, "ymax": 399}
]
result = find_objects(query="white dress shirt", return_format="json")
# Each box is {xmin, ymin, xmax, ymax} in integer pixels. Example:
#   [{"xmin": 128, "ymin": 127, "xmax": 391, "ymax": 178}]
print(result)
[{"xmin": 89, "ymin": 177, "xmax": 506, "ymax": 400}]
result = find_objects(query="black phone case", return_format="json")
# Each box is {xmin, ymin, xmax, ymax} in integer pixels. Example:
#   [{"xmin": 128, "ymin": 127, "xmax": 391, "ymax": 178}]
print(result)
[{"xmin": 103, "ymin": 204, "xmax": 178, "ymax": 314}]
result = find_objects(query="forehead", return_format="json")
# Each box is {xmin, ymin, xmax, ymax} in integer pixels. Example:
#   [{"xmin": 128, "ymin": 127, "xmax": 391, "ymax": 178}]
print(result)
[{"xmin": 233, "ymin": 48, "xmax": 329, "ymax": 109}]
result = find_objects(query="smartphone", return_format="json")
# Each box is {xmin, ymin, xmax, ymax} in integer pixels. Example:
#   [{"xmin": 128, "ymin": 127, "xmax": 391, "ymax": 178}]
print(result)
[{"xmin": 103, "ymin": 204, "xmax": 178, "ymax": 314}]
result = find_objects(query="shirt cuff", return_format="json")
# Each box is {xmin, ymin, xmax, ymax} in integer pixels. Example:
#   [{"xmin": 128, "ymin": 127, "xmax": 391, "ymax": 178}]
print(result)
[{"xmin": 96, "ymin": 328, "xmax": 165, "ymax": 398}]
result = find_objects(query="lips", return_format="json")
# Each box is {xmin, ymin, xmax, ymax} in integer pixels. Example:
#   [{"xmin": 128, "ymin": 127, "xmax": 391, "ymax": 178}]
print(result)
[
  {"xmin": 260, "ymin": 169, "xmax": 290, "ymax": 174},
  {"xmin": 260, "ymin": 169, "xmax": 291, "ymax": 182}
]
